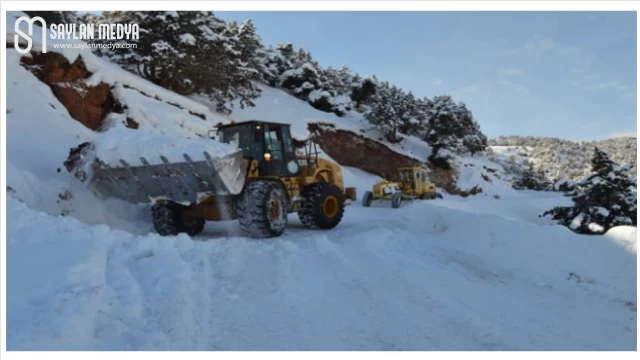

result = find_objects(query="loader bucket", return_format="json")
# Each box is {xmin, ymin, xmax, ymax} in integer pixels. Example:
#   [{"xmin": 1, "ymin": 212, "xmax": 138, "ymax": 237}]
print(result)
[{"xmin": 85, "ymin": 150, "xmax": 247, "ymax": 205}]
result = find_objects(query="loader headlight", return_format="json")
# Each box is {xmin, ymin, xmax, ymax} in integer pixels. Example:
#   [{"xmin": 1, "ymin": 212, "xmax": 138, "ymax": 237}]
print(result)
[
  {"xmin": 264, "ymin": 152, "xmax": 272, "ymax": 162},
  {"xmin": 287, "ymin": 161, "xmax": 299, "ymax": 174}
]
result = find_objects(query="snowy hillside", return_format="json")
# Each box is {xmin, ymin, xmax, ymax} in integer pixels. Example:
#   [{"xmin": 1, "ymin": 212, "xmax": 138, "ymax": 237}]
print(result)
[
  {"xmin": 488, "ymin": 136, "xmax": 637, "ymax": 181},
  {"xmin": 5, "ymin": 11, "xmax": 637, "ymax": 351},
  {"xmin": 196, "ymin": 82, "xmax": 433, "ymax": 163},
  {"xmin": 204, "ymin": 83, "xmax": 514, "ymax": 196}
]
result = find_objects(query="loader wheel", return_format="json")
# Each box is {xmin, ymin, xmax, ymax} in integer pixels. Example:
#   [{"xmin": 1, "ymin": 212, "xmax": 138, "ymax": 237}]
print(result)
[
  {"xmin": 237, "ymin": 181, "xmax": 288, "ymax": 238},
  {"xmin": 362, "ymin": 191, "xmax": 373, "ymax": 207},
  {"xmin": 391, "ymin": 191, "xmax": 402, "ymax": 209},
  {"xmin": 298, "ymin": 182, "xmax": 345, "ymax": 230},
  {"xmin": 152, "ymin": 202, "xmax": 205, "ymax": 237}
]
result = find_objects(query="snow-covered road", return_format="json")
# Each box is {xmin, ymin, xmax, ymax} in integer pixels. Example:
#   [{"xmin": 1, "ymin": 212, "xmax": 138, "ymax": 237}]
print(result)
[{"xmin": 7, "ymin": 194, "xmax": 637, "ymax": 351}]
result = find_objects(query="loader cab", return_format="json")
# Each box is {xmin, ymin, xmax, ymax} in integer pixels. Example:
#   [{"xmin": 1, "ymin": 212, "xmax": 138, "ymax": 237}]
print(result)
[
  {"xmin": 217, "ymin": 120, "xmax": 299, "ymax": 177},
  {"xmin": 398, "ymin": 167, "xmax": 429, "ymax": 191}
]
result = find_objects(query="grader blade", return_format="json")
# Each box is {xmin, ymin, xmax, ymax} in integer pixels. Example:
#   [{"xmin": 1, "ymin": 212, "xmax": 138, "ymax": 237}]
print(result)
[{"xmin": 86, "ymin": 150, "xmax": 247, "ymax": 205}]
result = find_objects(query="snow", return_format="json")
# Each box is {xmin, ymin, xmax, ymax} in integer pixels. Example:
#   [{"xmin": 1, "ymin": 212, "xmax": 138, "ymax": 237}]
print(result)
[
  {"xmin": 6, "ymin": 190, "xmax": 637, "ymax": 350},
  {"xmin": 588, "ymin": 222, "xmax": 605, "ymax": 234},
  {"xmin": 179, "ymin": 33, "xmax": 197, "ymax": 45},
  {"xmin": 215, "ymin": 82, "xmax": 432, "ymax": 162},
  {"xmin": 91, "ymin": 125, "xmax": 240, "ymax": 167},
  {"xmin": 603, "ymin": 226, "xmax": 637, "ymax": 254},
  {"xmin": 108, "ymin": 84, "xmax": 219, "ymax": 139},
  {"xmin": 596, "ymin": 207, "xmax": 610, "ymax": 217},
  {"xmin": 451, "ymin": 155, "xmax": 514, "ymax": 196},
  {"xmin": 308, "ymin": 89, "xmax": 331, "ymax": 102},
  {"xmin": 5, "ymin": 11, "xmax": 637, "ymax": 351}
]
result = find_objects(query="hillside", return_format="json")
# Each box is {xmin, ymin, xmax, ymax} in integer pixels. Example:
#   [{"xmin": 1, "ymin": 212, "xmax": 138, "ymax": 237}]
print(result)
[
  {"xmin": 5, "ymin": 11, "xmax": 638, "ymax": 351},
  {"xmin": 488, "ymin": 136, "xmax": 637, "ymax": 182}
]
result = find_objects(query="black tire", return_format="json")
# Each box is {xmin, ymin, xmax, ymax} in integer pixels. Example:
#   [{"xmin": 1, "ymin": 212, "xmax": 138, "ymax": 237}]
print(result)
[
  {"xmin": 362, "ymin": 191, "xmax": 373, "ymax": 207},
  {"xmin": 298, "ymin": 182, "xmax": 345, "ymax": 230},
  {"xmin": 237, "ymin": 181, "xmax": 288, "ymax": 238},
  {"xmin": 391, "ymin": 191, "xmax": 402, "ymax": 208},
  {"xmin": 152, "ymin": 202, "xmax": 205, "ymax": 237}
]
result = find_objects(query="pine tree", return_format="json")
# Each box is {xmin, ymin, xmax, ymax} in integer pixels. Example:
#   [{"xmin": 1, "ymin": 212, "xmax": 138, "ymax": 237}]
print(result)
[
  {"xmin": 542, "ymin": 147, "xmax": 637, "ymax": 234},
  {"xmin": 86, "ymin": 11, "xmax": 260, "ymax": 113},
  {"xmin": 223, "ymin": 19, "xmax": 268, "ymax": 82},
  {"xmin": 513, "ymin": 163, "xmax": 552, "ymax": 190},
  {"xmin": 423, "ymin": 95, "xmax": 487, "ymax": 155},
  {"xmin": 351, "ymin": 75, "xmax": 377, "ymax": 108},
  {"xmin": 365, "ymin": 82, "xmax": 404, "ymax": 143}
]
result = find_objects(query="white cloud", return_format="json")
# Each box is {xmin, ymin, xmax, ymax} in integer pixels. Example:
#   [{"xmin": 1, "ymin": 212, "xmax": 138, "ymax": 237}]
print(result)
[
  {"xmin": 586, "ymin": 80, "xmax": 629, "ymax": 92},
  {"xmin": 497, "ymin": 79, "xmax": 528, "ymax": 93},
  {"xmin": 606, "ymin": 130, "xmax": 637, "ymax": 139},
  {"xmin": 510, "ymin": 34, "xmax": 586, "ymax": 60},
  {"xmin": 572, "ymin": 77, "xmax": 634, "ymax": 100},
  {"xmin": 432, "ymin": 79, "xmax": 443, "ymax": 86},
  {"xmin": 461, "ymin": 84, "xmax": 480, "ymax": 93},
  {"xmin": 497, "ymin": 68, "xmax": 523, "ymax": 77}
]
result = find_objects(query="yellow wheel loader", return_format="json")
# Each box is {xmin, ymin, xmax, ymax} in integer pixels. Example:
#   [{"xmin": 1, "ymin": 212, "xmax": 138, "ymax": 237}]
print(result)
[
  {"xmin": 362, "ymin": 166, "xmax": 441, "ymax": 209},
  {"xmin": 70, "ymin": 120, "xmax": 357, "ymax": 238}
]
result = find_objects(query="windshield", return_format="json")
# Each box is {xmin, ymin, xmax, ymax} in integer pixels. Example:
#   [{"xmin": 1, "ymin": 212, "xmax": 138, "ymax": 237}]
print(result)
[
  {"xmin": 218, "ymin": 125, "xmax": 252, "ymax": 157},
  {"xmin": 399, "ymin": 170, "xmax": 413, "ymax": 182}
]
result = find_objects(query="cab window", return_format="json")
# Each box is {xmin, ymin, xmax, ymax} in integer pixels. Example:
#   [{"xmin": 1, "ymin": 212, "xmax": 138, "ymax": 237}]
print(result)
[{"xmin": 264, "ymin": 125, "xmax": 284, "ymax": 161}]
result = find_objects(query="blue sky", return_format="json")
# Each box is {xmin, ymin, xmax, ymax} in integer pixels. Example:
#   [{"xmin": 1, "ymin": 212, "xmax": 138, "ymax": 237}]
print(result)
[{"xmin": 214, "ymin": 11, "xmax": 637, "ymax": 141}]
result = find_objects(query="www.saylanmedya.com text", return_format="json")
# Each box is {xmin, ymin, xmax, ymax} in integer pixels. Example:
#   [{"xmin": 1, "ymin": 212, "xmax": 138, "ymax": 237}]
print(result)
[
  {"xmin": 51, "ymin": 42, "xmax": 138, "ymax": 50},
  {"xmin": 50, "ymin": 23, "xmax": 139, "ymax": 50}
]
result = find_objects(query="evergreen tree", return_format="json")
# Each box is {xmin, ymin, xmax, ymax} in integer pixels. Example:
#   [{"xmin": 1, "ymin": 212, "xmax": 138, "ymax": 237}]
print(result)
[
  {"xmin": 542, "ymin": 147, "xmax": 637, "ymax": 234},
  {"xmin": 365, "ymin": 82, "xmax": 405, "ymax": 143},
  {"xmin": 223, "ymin": 19, "xmax": 268, "ymax": 82},
  {"xmin": 513, "ymin": 163, "xmax": 552, "ymax": 190},
  {"xmin": 423, "ymin": 95, "xmax": 487, "ymax": 155},
  {"xmin": 86, "ymin": 11, "xmax": 260, "ymax": 113},
  {"xmin": 351, "ymin": 76, "xmax": 377, "ymax": 108}
]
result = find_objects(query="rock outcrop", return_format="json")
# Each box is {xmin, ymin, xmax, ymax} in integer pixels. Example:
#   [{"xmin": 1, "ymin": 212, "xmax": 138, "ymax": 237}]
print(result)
[
  {"xmin": 308, "ymin": 122, "xmax": 483, "ymax": 197},
  {"xmin": 20, "ymin": 52, "xmax": 122, "ymax": 130}
]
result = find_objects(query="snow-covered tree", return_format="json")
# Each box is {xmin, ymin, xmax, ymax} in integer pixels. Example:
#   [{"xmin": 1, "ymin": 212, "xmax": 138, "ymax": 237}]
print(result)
[
  {"xmin": 423, "ymin": 95, "xmax": 487, "ymax": 155},
  {"xmin": 350, "ymin": 75, "xmax": 377, "ymax": 109},
  {"xmin": 488, "ymin": 135, "xmax": 637, "ymax": 181},
  {"xmin": 512, "ymin": 163, "xmax": 552, "ymax": 190},
  {"xmin": 223, "ymin": 19, "xmax": 269, "ymax": 82},
  {"xmin": 365, "ymin": 82, "xmax": 412, "ymax": 143},
  {"xmin": 542, "ymin": 147, "xmax": 637, "ymax": 234},
  {"xmin": 86, "ymin": 11, "xmax": 260, "ymax": 113}
]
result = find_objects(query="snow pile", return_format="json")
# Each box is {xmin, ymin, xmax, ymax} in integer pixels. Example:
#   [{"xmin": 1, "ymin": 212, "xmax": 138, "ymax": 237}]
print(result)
[
  {"xmin": 91, "ymin": 125, "xmax": 240, "ymax": 167},
  {"xmin": 431, "ymin": 189, "xmax": 573, "ymax": 225},
  {"xmin": 107, "ymin": 85, "xmax": 218, "ymax": 139},
  {"xmin": 6, "ymin": 190, "xmax": 637, "ymax": 350},
  {"xmin": 450, "ymin": 155, "xmax": 514, "ymax": 196},
  {"xmin": 5, "ymin": 11, "xmax": 229, "ymax": 233},
  {"xmin": 603, "ymin": 226, "xmax": 637, "ymax": 254}
]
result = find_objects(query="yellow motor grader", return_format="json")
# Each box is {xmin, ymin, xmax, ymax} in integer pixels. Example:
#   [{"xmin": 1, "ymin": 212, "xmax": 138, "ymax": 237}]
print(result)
[
  {"xmin": 69, "ymin": 120, "xmax": 357, "ymax": 238},
  {"xmin": 362, "ymin": 166, "xmax": 441, "ymax": 208}
]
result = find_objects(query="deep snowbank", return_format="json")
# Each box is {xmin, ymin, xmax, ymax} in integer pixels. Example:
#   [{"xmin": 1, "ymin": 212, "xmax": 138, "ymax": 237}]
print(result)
[
  {"xmin": 6, "ymin": 192, "xmax": 636, "ymax": 350},
  {"xmin": 6, "ymin": 12, "xmax": 231, "ymax": 232},
  {"xmin": 604, "ymin": 226, "xmax": 638, "ymax": 254}
]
